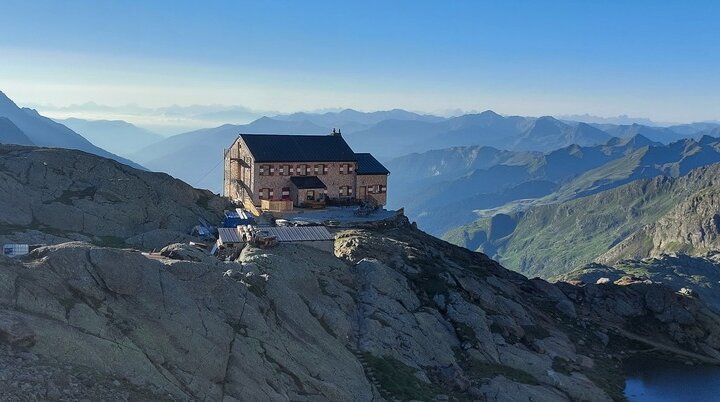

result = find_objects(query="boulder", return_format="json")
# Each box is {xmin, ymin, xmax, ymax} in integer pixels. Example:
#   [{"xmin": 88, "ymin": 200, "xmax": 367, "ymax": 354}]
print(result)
[
  {"xmin": 125, "ymin": 229, "xmax": 205, "ymax": 251},
  {"xmin": 0, "ymin": 311, "xmax": 35, "ymax": 348},
  {"xmin": 159, "ymin": 243, "xmax": 215, "ymax": 263}
]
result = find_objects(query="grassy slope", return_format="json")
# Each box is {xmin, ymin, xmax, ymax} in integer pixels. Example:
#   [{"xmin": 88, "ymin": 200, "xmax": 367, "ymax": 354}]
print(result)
[
  {"xmin": 443, "ymin": 217, "xmax": 491, "ymax": 250},
  {"xmin": 542, "ymin": 147, "xmax": 649, "ymax": 202},
  {"xmin": 498, "ymin": 176, "xmax": 688, "ymax": 278},
  {"xmin": 442, "ymin": 149, "xmax": 653, "ymax": 252},
  {"xmin": 444, "ymin": 144, "xmax": 720, "ymax": 278}
]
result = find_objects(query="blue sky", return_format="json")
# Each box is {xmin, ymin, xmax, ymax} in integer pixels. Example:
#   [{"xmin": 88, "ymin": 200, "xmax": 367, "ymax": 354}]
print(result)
[{"xmin": 0, "ymin": 0, "xmax": 718, "ymax": 122}]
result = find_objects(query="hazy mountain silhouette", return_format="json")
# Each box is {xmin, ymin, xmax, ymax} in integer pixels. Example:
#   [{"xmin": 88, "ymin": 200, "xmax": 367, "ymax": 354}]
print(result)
[
  {"xmin": 347, "ymin": 112, "xmax": 617, "ymax": 157},
  {"xmin": 0, "ymin": 117, "xmax": 34, "ymax": 145},
  {"xmin": 130, "ymin": 117, "xmax": 329, "ymax": 191},
  {"xmin": 116, "ymin": 107, "xmax": 713, "ymax": 193},
  {"xmin": 275, "ymin": 108, "xmax": 444, "ymax": 133},
  {"xmin": 595, "ymin": 123, "xmax": 687, "ymax": 144},
  {"xmin": 57, "ymin": 117, "xmax": 163, "ymax": 157},
  {"xmin": 510, "ymin": 118, "xmax": 611, "ymax": 151},
  {"xmin": 546, "ymin": 136, "xmax": 720, "ymax": 202},
  {"xmin": 388, "ymin": 134, "xmax": 701, "ymax": 235},
  {"xmin": 0, "ymin": 91, "xmax": 143, "ymax": 169}
]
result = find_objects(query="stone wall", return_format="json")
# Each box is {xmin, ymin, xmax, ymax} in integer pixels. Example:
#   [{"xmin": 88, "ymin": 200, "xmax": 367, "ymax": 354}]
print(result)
[
  {"xmin": 294, "ymin": 188, "xmax": 325, "ymax": 206},
  {"xmin": 223, "ymin": 137, "xmax": 255, "ymax": 205},
  {"xmin": 357, "ymin": 174, "xmax": 388, "ymax": 206},
  {"xmin": 224, "ymin": 137, "xmax": 389, "ymax": 208},
  {"xmin": 252, "ymin": 161, "xmax": 356, "ymax": 205}
]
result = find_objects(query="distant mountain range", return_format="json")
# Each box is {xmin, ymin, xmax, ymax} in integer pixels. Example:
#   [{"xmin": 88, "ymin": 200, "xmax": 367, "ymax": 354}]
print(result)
[
  {"xmin": 57, "ymin": 118, "xmax": 163, "ymax": 157},
  {"xmin": 8, "ymin": 90, "xmax": 720, "ymax": 204},
  {"xmin": 0, "ymin": 91, "xmax": 143, "ymax": 169},
  {"xmin": 123, "ymin": 109, "xmax": 720, "ymax": 194},
  {"xmin": 387, "ymin": 134, "xmax": 665, "ymax": 234},
  {"xmin": 343, "ymin": 111, "xmax": 695, "ymax": 158},
  {"xmin": 128, "ymin": 118, "xmax": 329, "ymax": 191},
  {"xmin": 31, "ymin": 102, "xmax": 278, "ymax": 135}
]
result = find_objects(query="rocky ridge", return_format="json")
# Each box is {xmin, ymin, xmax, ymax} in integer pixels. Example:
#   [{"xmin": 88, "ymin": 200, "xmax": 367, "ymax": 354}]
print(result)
[
  {"xmin": 565, "ymin": 252, "xmax": 720, "ymax": 313},
  {"xmin": 599, "ymin": 184, "xmax": 720, "ymax": 264},
  {"xmin": 0, "ymin": 145, "xmax": 227, "ymax": 249},
  {"xmin": 1, "ymin": 217, "xmax": 720, "ymax": 400}
]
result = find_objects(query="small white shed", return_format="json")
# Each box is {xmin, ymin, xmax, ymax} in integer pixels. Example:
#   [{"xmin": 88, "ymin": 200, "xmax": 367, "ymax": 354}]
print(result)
[{"xmin": 3, "ymin": 244, "xmax": 29, "ymax": 257}]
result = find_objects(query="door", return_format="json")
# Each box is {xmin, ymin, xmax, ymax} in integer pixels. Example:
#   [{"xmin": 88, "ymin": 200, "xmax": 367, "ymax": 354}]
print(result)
[{"xmin": 359, "ymin": 186, "xmax": 367, "ymax": 199}]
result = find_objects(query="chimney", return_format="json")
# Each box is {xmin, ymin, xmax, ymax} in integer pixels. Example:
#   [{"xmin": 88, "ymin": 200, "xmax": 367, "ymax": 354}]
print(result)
[{"xmin": 331, "ymin": 128, "xmax": 342, "ymax": 137}]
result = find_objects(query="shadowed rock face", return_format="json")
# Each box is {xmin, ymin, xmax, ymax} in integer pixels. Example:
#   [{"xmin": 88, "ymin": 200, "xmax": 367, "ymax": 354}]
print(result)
[
  {"xmin": 599, "ymin": 187, "xmax": 720, "ymax": 264},
  {"xmin": 565, "ymin": 253, "xmax": 720, "ymax": 313},
  {"xmin": 0, "ymin": 145, "xmax": 228, "ymax": 248},
  {"xmin": 2, "ymin": 219, "xmax": 720, "ymax": 401}
]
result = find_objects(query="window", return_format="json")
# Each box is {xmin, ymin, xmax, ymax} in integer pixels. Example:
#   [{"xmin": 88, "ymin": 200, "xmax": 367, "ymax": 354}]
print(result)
[
  {"xmin": 339, "ymin": 185, "xmax": 353, "ymax": 197},
  {"xmin": 259, "ymin": 164, "xmax": 276, "ymax": 176},
  {"xmin": 314, "ymin": 164, "xmax": 326, "ymax": 175},
  {"xmin": 340, "ymin": 163, "xmax": 355, "ymax": 175},
  {"xmin": 282, "ymin": 187, "xmax": 290, "ymax": 199},
  {"xmin": 278, "ymin": 164, "xmax": 290, "ymax": 176},
  {"xmin": 379, "ymin": 185, "xmax": 387, "ymax": 193},
  {"xmin": 259, "ymin": 188, "xmax": 271, "ymax": 199},
  {"xmin": 307, "ymin": 190, "xmax": 315, "ymax": 200},
  {"xmin": 298, "ymin": 164, "xmax": 307, "ymax": 176}
]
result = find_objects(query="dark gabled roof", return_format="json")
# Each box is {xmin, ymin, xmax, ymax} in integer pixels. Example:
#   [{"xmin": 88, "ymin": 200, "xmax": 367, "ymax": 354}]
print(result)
[
  {"xmin": 239, "ymin": 133, "xmax": 357, "ymax": 163},
  {"xmin": 355, "ymin": 153, "xmax": 390, "ymax": 175},
  {"xmin": 290, "ymin": 176, "xmax": 327, "ymax": 189}
]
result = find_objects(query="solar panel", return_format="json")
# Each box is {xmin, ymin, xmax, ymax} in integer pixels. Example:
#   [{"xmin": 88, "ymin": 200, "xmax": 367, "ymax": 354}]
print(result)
[{"xmin": 263, "ymin": 226, "xmax": 334, "ymax": 242}]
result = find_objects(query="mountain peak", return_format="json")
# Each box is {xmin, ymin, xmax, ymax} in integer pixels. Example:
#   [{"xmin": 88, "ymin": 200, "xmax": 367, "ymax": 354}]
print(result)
[
  {"xmin": 479, "ymin": 110, "xmax": 502, "ymax": 118},
  {"xmin": 0, "ymin": 90, "xmax": 18, "ymax": 108},
  {"xmin": 532, "ymin": 116, "xmax": 563, "ymax": 128},
  {"xmin": 602, "ymin": 133, "xmax": 657, "ymax": 149},
  {"xmin": 699, "ymin": 134, "xmax": 719, "ymax": 145},
  {"xmin": 630, "ymin": 133, "xmax": 655, "ymax": 145},
  {"xmin": 253, "ymin": 116, "xmax": 274, "ymax": 122}
]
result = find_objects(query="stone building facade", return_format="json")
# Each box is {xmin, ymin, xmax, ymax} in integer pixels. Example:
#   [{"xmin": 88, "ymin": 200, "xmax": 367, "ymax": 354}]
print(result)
[
  {"xmin": 223, "ymin": 131, "xmax": 389, "ymax": 209},
  {"xmin": 355, "ymin": 153, "xmax": 389, "ymax": 206}
]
